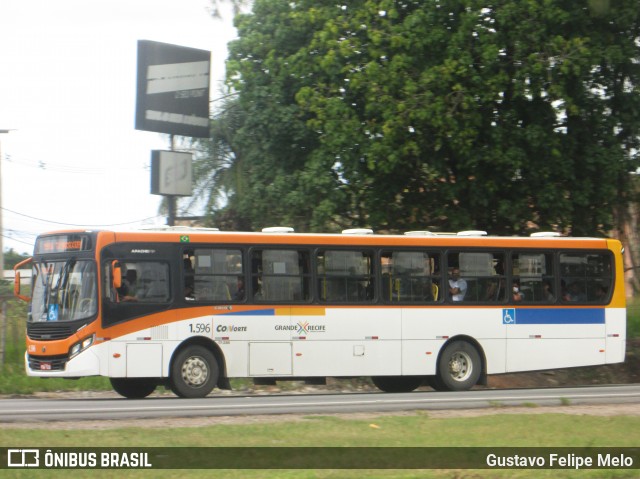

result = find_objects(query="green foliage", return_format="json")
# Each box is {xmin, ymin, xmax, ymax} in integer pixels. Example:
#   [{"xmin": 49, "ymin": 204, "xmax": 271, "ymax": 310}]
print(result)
[
  {"xmin": 0, "ymin": 296, "xmax": 111, "ymax": 394},
  {"xmin": 627, "ymin": 297, "xmax": 640, "ymax": 338},
  {"xmin": 3, "ymin": 249, "xmax": 30, "ymax": 269},
  {"xmin": 193, "ymin": 0, "xmax": 640, "ymax": 235}
]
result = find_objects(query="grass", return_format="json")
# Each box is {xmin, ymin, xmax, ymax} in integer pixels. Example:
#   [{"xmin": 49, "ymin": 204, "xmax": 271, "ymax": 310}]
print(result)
[
  {"xmin": 0, "ymin": 413, "xmax": 639, "ymax": 478},
  {"xmin": 3, "ymin": 412, "xmax": 638, "ymax": 447}
]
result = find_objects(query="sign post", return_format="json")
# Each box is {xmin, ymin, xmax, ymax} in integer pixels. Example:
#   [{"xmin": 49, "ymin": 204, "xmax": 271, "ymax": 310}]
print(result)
[
  {"xmin": 136, "ymin": 40, "xmax": 210, "ymax": 225},
  {"xmin": 136, "ymin": 40, "xmax": 211, "ymax": 138},
  {"xmin": 150, "ymin": 148, "xmax": 193, "ymax": 226}
]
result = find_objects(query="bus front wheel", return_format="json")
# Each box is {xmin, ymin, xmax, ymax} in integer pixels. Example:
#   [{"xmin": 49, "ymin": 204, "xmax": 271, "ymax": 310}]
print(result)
[
  {"xmin": 436, "ymin": 340, "xmax": 481, "ymax": 391},
  {"xmin": 170, "ymin": 345, "xmax": 219, "ymax": 398},
  {"xmin": 110, "ymin": 378, "xmax": 157, "ymax": 399}
]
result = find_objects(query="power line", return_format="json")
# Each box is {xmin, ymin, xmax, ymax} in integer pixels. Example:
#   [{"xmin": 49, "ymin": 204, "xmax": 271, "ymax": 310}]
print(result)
[
  {"xmin": 1, "ymin": 207, "xmax": 164, "ymax": 227},
  {"xmin": 1, "ymin": 232, "xmax": 35, "ymax": 247},
  {"xmin": 1, "ymin": 152, "xmax": 149, "ymax": 174}
]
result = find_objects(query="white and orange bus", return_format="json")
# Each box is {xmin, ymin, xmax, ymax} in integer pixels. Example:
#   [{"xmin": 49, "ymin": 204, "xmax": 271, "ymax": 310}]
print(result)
[{"xmin": 14, "ymin": 227, "xmax": 626, "ymax": 398}]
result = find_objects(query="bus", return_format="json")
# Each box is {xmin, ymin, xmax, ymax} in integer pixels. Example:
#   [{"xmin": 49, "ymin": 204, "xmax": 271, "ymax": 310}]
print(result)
[{"xmin": 13, "ymin": 227, "xmax": 626, "ymax": 398}]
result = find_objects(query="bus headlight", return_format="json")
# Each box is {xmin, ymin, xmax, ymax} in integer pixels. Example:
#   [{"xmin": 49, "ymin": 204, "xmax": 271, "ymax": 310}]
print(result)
[{"xmin": 69, "ymin": 334, "xmax": 95, "ymax": 359}]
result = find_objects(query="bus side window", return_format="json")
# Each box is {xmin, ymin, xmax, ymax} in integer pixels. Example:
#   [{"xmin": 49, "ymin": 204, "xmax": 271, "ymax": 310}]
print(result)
[
  {"xmin": 511, "ymin": 253, "xmax": 555, "ymax": 303},
  {"xmin": 448, "ymin": 251, "xmax": 505, "ymax": 302},
  {"xmin": 252, "ymin": 249, "xmax": 310, "ymax": 302},
  {"xmin": 190, "ymin": 248, "xmax": 243, "ymax": 303},
  {"xmin": 381, "ymin": 250, "xmax": 440, "ymax": 303},
  {"xmin": 104, "ymin": 261, "xmax": 170, "ymax": 303},
  {"xmin": 136, "ymin": 263, "xmax": 170, "ymax": 302},
  {"xmin": 318, "ymin": 250, "xmax": 374, "ymax": 303},
  {"xmin": 560, "ymin": 253, "xmax": 612, "ymax": 304}
]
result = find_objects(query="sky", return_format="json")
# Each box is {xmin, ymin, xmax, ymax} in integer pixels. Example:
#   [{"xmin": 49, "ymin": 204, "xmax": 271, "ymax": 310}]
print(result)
[{"xmin": 0, "ymin": 0, "xmax": 239, "ymax": 254}]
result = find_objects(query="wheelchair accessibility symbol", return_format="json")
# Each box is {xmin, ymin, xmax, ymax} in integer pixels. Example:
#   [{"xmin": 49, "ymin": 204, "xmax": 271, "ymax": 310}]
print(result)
[
  {"xmin": 503, "ymin": 308, "xmax": 516, "ymax": 324},
  {"xmin": 47, "ymin": 304, "xmax": 59, "ymax": 322}
]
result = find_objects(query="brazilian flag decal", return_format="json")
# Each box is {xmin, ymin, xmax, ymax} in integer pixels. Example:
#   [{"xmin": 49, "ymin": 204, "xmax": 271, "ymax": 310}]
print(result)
[{"xmin": 180, "ymin": 235, "xmax": 190, "ymax": 243}]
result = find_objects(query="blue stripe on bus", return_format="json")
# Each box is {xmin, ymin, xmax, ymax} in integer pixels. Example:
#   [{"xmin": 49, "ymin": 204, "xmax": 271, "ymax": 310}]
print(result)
[
  {"xmin": 511, "ymin": 308, "xmax": 605, "ymax": 325},
  {"xmin": 222, "ymin": 307, "xmax": 605, "ymax": 323}
]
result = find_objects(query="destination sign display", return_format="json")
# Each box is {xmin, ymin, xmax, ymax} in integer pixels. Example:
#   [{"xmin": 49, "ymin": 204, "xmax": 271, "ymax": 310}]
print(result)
[{"xmin": 35, "ymin": 234, "xmax": 93, "ymax": 254}]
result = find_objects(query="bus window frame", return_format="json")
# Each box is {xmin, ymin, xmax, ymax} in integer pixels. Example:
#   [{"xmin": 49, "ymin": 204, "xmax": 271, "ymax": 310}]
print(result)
[
  {"xmin": 250, "ymin": 246, "xmax": 313, "ymax": 304},
  {"xmin": 182, "ymin": 246, "xmax": 247, "ymax": 304},
  {"xmin": 379, "ymin": 248, "xmax": 442, "ymax": 304},
  {"xmin": 100, "ymin": 245, "xmax": 175, "ymax": 328},
  {"xmin": 315, "ymin": 246, "xmax": 376, "ymax": 304},
  {"xmin": 509, "ymin": 250, "xmax": 557, "ymax": 304},
  {"xmin": 558, "ymin": 249, "xmax": 614, "ymax": 305},
  {"xmin": 445, "ymin": 249, "xmax": 507, "ymax": 304}
]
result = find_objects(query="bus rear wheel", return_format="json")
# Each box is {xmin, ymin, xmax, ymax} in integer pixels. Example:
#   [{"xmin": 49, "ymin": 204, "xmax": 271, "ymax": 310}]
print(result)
[
  {"xmin": 110, "ymin": 378, "xmax": 157, "ymax": 399},
  {"xmin": 372, "ymin": 376, "xmax": 423, "ymax": 393},
  {"xmin": 170, "ymin": 345, "xmax": 219, "ymax": 398},
  {"xmin": 436, "ymin": 340, "xmax": 481, "ymax": 391}
]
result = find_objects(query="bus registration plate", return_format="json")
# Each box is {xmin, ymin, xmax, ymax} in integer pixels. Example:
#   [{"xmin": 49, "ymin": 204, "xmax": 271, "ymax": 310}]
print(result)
[{"xmin": 40, "ymin": 363, "xmax": 52, "ymax": 370}]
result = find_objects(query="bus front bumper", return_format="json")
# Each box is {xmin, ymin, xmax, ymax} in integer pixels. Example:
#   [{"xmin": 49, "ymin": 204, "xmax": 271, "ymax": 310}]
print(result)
[{"xmin": 25, "ymin": 349, "xmax": 100, "ymax": 378}]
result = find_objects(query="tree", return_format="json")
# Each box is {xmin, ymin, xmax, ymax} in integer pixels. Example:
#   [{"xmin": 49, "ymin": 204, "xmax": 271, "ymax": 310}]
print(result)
[
  {"xmin": 200, "ymin": 0, "xmax": 640, "ymax": 235},
  {"xmin": 3, "ymin": 249, "xmax": 30, "ymax": 270}
]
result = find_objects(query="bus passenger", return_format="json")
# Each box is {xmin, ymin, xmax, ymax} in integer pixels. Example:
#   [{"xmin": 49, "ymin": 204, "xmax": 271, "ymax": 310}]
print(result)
[
  {"xmin": 512, "ymin": 280, "xmax": 524, "ymax": 302},
  {"xmin": 565, "ymin": 282, "xmax": 586, "ymax": 302},
  {"xmin": 594, "ymin": 285, "xmax": 607, "ymax": 302},
  {"xmin": 234, "ymin": 276, "xmax": 245, "ymax": 300},
  {"xmin": 118, "ymin": 269, "xmax": 138, "ymax": 302},
  {"xmin": 448, "ymin": 268, "xmax": 467, "ymax": 301},
  {"xmin": 184, "ymin": 257, "xmax": 195, "ymax": 300}
]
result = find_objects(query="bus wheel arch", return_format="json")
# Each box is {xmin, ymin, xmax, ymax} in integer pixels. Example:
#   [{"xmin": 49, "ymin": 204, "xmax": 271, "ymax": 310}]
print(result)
[
  {"xmin": 434, "ymin": 336, "xmax": 485, "ymax": 392},
  {"xmin": 168, "ymin": 338, "xmax": 227, "ymax": 398}
]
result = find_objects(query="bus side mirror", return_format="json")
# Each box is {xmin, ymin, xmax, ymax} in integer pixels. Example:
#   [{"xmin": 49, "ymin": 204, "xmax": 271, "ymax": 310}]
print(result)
[
  {"xmin": 112, "ymin": 261, "xmax": 122, "ymax": 289},
  {"xmin": 13, "ymin": 257, "xmax": 32, "ymax": 302}
]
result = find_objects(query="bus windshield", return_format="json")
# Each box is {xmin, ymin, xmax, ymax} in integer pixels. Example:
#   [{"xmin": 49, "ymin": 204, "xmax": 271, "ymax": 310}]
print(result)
[{"xmin": 30, "ymin": 259, "xmax": 97, "ymax": 322}]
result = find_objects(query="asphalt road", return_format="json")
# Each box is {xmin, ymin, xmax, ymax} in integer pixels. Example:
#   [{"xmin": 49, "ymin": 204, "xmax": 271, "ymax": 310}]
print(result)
[{"xmin": 1, "ymin": 385, "xmax": 639, "ymax": 424}]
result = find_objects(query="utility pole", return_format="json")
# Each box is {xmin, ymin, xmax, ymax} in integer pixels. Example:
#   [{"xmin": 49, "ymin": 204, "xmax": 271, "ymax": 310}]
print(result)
[{"xmin": 0, "ymin": 129, "xmax": 14, "ymax": 279}]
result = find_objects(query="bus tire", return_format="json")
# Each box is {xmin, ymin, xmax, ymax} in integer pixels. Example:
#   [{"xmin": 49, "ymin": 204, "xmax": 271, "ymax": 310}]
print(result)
[
  {"xmin": 110, "ymin": 378, "xmax": 157, "ymax": 399},
  {"xmin": 436, "ymin": 340, "xmax": 481, "ymax": 391},
  {"xmin": 170, "ymin": 345, "xmax": 219, "ymax": 398},
  {"xmin": 426, "ymin": 375, "xmax": 446, "ymax": 391},
  {"xmin": 372, "ymin": 376, "xmax": 423, "ymax": 393}
]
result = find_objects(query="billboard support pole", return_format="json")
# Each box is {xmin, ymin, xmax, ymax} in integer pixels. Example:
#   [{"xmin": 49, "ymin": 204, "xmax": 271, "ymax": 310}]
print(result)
[{"xmin": 167, "ymin": 134, "xmax": 176, "ymax": 226}]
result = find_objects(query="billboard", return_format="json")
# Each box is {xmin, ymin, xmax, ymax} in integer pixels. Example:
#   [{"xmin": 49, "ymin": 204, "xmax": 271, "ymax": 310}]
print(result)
[
  {"xmin": 136, "ymin": 40, "xmax": 211, "ymax": 138},
  {"xmin": 150, "ymin": 150, "xmax": 193, "ymax": 196}
]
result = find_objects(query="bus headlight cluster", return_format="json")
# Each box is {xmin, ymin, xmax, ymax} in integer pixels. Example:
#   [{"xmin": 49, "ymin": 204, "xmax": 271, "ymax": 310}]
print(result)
[{"xmin": 69, "ymin": 334, "xmax": 95, "ymax": 359}]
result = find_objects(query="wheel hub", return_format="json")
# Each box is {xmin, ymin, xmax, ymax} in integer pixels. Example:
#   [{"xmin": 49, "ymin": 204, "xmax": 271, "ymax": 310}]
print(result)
[
  {"xmin": 448, "ymin": 352, "xmax": 471, "ymax": 381},
  {"xmin": 182, "ymin": 357, "xmax": 208, "ymax": 386}
]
